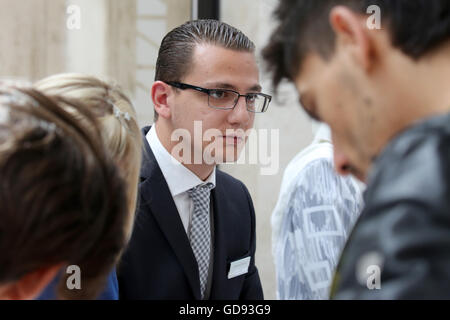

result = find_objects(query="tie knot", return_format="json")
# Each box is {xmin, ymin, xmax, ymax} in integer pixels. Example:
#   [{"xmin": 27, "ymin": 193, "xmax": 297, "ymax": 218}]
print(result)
[
  {"xmin": 188, "ymin": 183, "xmax": 214, "ymax": 207},
  {"xmin": 188, "ymin": 182, "xmax": 214, "ymax": 195}
]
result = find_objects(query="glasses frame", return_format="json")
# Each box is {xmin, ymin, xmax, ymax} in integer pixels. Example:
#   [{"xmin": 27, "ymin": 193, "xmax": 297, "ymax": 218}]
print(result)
[{"xmin": 165, "ymin": 81, "xmax": 271, "ymax": 113}]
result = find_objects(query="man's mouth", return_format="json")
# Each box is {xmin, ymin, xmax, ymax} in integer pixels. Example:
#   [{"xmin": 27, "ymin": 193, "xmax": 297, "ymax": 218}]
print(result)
[{"xmin": 221, "ymin": 135, "xmax": 245, "ymax": 145}]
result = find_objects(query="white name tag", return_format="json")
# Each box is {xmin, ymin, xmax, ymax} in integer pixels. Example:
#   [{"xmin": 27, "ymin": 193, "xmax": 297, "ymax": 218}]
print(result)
[{"xmin": 227, "ymin": 256, "xmax": 251, "ymax": 279}]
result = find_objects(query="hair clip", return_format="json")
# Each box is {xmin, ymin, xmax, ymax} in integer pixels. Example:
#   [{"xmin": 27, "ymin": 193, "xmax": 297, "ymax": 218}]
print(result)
[
  {"xmin": 113, "ymin": 105, "xmax": 121, "ymax": 118},
  {"xmin": 112, "ymin": 104, "xmax": 131, "ymax": 122}
]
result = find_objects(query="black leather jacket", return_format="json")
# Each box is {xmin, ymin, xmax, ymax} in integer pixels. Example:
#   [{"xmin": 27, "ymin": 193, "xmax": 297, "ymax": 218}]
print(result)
[{"xmin": 331, "ymin": 112, "xmax": 450, "ymax": 299}]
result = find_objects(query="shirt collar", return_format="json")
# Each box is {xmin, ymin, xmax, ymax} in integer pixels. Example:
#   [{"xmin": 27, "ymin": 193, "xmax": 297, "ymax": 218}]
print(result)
[{"xmin": 146, "ymin": 125, "xmax": 216, "ymax": 197}]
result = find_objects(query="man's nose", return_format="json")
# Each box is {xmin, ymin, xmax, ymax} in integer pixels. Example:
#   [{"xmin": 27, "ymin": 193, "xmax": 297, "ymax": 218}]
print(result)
[{"xmin": 228, "ymin": 96, "xmax": 251, "ymax": 125}]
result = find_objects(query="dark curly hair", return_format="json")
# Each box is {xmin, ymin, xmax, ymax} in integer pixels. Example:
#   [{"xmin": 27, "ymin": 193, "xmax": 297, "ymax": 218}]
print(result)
[{"xmin": 262, "ymin": 0, "xmax": 450, "ymax": 91}]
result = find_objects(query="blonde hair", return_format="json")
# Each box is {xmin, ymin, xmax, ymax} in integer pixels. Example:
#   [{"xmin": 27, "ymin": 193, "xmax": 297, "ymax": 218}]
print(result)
[{"xmin": 35, "ymin": 74, "xmax": 142, "ymax": 255}]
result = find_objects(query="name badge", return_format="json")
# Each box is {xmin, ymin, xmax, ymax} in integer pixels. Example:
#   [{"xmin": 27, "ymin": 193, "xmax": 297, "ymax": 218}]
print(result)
[{"xmin": 228, "ymin": 256, "xmax": 251, "ymax": 279}]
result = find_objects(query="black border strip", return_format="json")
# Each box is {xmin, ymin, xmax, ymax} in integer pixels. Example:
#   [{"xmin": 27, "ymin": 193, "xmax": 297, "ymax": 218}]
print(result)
[{"xmin": 197, "ymin": 0, "xmax": 220, "ymax": 20}]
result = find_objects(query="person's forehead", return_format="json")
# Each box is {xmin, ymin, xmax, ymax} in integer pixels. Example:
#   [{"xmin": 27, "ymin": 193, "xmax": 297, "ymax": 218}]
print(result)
[
  {"xmin": 190, "ymin": 44, "xmax": 257, "ymax": 71},
  {"xmin": 193, "ymin": 42, "xmax": 254, "ymax": 57},
  {"xmin": 187, "ymin": 44, "xmax": 260, "ymax": 90}
]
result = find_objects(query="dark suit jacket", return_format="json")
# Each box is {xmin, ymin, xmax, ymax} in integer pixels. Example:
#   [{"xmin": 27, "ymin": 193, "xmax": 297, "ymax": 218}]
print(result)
[{"xmin": 118, "ymin": 127, "xmax": 263, "ymax": 300}]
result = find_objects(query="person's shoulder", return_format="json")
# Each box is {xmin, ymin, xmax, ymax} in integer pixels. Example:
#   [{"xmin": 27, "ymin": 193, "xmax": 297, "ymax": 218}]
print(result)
[
  {"xmin": 287, "ymin": 156, "xmax": 362, "ymax": 208},
  {"xmin": 377, "ymin": 112, "xmax": 450, "ymax": 162},
  {"xmin": 286, "ymin": 141, "xmax": 333, "ymax": 171},
  {"xmin": 368, "ymin": 113, "xmax": 450, "ymax": 209},
  {"xmin": 215, "ymin": 169, "xmax": 255, "ymax": 204},
  {"xmin": 289, "ymin": 152, "xmax": 336, "ymax": 187},
  {"xmin": 281, "ymin": 141, "xmax": 334, "ymax": 186},
  {"xmin": 216, "ymin": 169, "xmax": 247, "ymax": 190}
]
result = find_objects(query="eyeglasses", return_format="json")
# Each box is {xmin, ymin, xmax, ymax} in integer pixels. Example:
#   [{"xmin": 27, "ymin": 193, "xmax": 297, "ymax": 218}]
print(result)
[{"xmin": 165, "ymin": 81, "xmax": 271, "ymax": 113}]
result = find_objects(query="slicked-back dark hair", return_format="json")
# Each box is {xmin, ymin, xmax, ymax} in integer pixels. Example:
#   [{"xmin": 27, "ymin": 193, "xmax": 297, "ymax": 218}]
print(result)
[
  {"xmin": 153, "ymin": 19, "xmax": 255, "ymax": 121},
  {"xmin": 262, "ymin": 0, "xmax": 450, "ymax": 90}
]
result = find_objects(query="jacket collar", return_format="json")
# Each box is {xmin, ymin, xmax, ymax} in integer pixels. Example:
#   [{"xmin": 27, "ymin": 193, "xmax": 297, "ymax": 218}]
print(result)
[{"xmin": 140, "ymin": 126, "xmax": 202, "ymax": 299}]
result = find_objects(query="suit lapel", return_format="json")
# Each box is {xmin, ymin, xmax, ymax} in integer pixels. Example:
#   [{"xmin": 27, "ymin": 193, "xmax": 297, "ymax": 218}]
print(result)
[
  {"xmin": 140, "ymin": 127, "xmax": 201, "ymax": 300},
  {"xmin": 209, "ymin": 172, "xmax": 230, "ymax": 299}
]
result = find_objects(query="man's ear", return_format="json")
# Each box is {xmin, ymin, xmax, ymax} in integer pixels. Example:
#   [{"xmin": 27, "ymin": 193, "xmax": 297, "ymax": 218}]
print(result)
[
  {"xmin": 0, "ymin": 264, "xmax": 62, "ymax": 300},
  {"xmin": 329, "ymin": 6, "xmax": 374, "ymax": 71},
  {"xmin": 151, "ymin": 81, "xmax": 173, "ymax": 120}
]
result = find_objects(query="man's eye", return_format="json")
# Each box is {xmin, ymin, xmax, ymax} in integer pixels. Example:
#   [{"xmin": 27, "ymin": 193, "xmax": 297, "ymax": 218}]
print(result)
[
  {"xmin": 247, "ymin": 94, "xmax": 257, "ymax": 102},
  {"xmin": 210, "ymin": 90, "xmax": 226, "ymax": 99}
]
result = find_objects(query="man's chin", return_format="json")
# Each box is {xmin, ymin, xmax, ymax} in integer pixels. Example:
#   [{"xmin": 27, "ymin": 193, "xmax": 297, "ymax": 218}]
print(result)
[
  {"xmin": 210, "ymin": 154, "xmax": 240, "ymax": 164},
  {"xmin": 196, "ymin": 142, "xmax": 246, "ymax": 165},
  {"xmin": 211, "ymin": 150, "xmax": 244, "ymax": 164}
]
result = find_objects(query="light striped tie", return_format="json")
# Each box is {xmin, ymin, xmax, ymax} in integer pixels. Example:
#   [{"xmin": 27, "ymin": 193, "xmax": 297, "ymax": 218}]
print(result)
[{"xmin": 188, "ymin": 182, "xmax": 214, "ymax": 299}]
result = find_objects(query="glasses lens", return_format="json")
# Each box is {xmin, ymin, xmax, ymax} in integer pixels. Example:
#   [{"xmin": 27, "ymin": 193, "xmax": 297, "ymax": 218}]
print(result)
[
  {"xmin": 247, "ymin": 94, "xmax": 268, "ymax": 113},
  {"xmin": 208, "ymin": 90, "xmax": 239, "ymax": 109},
  {"xmin": 208, "ymin": 90, "xmax": 270, "ymax": 112}
]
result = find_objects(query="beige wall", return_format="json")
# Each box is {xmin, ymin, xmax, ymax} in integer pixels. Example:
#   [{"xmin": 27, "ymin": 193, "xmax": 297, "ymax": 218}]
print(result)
[
  {"xmin": 106, "ymin": 0, "xmax": 137, "ymax": 93},
  {"xmin": 0, "ymin": 0, "xmax": 66, "ymax": 81},
  {"xmin": 0, "ymin": 0, "xmax": 136, "ymax": 88},
  {"xmin": 134, "ymin": 0, "xmax": 191, "ymax": 126}
]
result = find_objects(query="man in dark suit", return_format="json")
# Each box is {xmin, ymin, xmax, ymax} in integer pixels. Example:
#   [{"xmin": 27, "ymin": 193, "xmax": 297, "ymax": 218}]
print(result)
[{"xmin": 118, "ymin": 20, "xmax": 271, "ymax": 300}]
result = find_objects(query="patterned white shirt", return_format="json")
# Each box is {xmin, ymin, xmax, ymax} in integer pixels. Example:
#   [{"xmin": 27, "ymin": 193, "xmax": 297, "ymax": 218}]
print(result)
[{"xmin": 272, "ymin": 125, "xmax": 364, "ymax": 300}]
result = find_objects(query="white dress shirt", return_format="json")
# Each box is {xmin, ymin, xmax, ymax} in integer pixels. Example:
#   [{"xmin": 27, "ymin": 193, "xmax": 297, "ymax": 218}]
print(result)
[{"xmin": 146, "ymin": 125, "xmax": 216, "ymax": 237}]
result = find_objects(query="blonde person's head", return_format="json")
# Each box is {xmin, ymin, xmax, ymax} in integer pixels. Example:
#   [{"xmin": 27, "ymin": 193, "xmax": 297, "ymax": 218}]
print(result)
[{"xmin": 35, "ymin": 74, "xmax": 142, "ymax": 250}]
